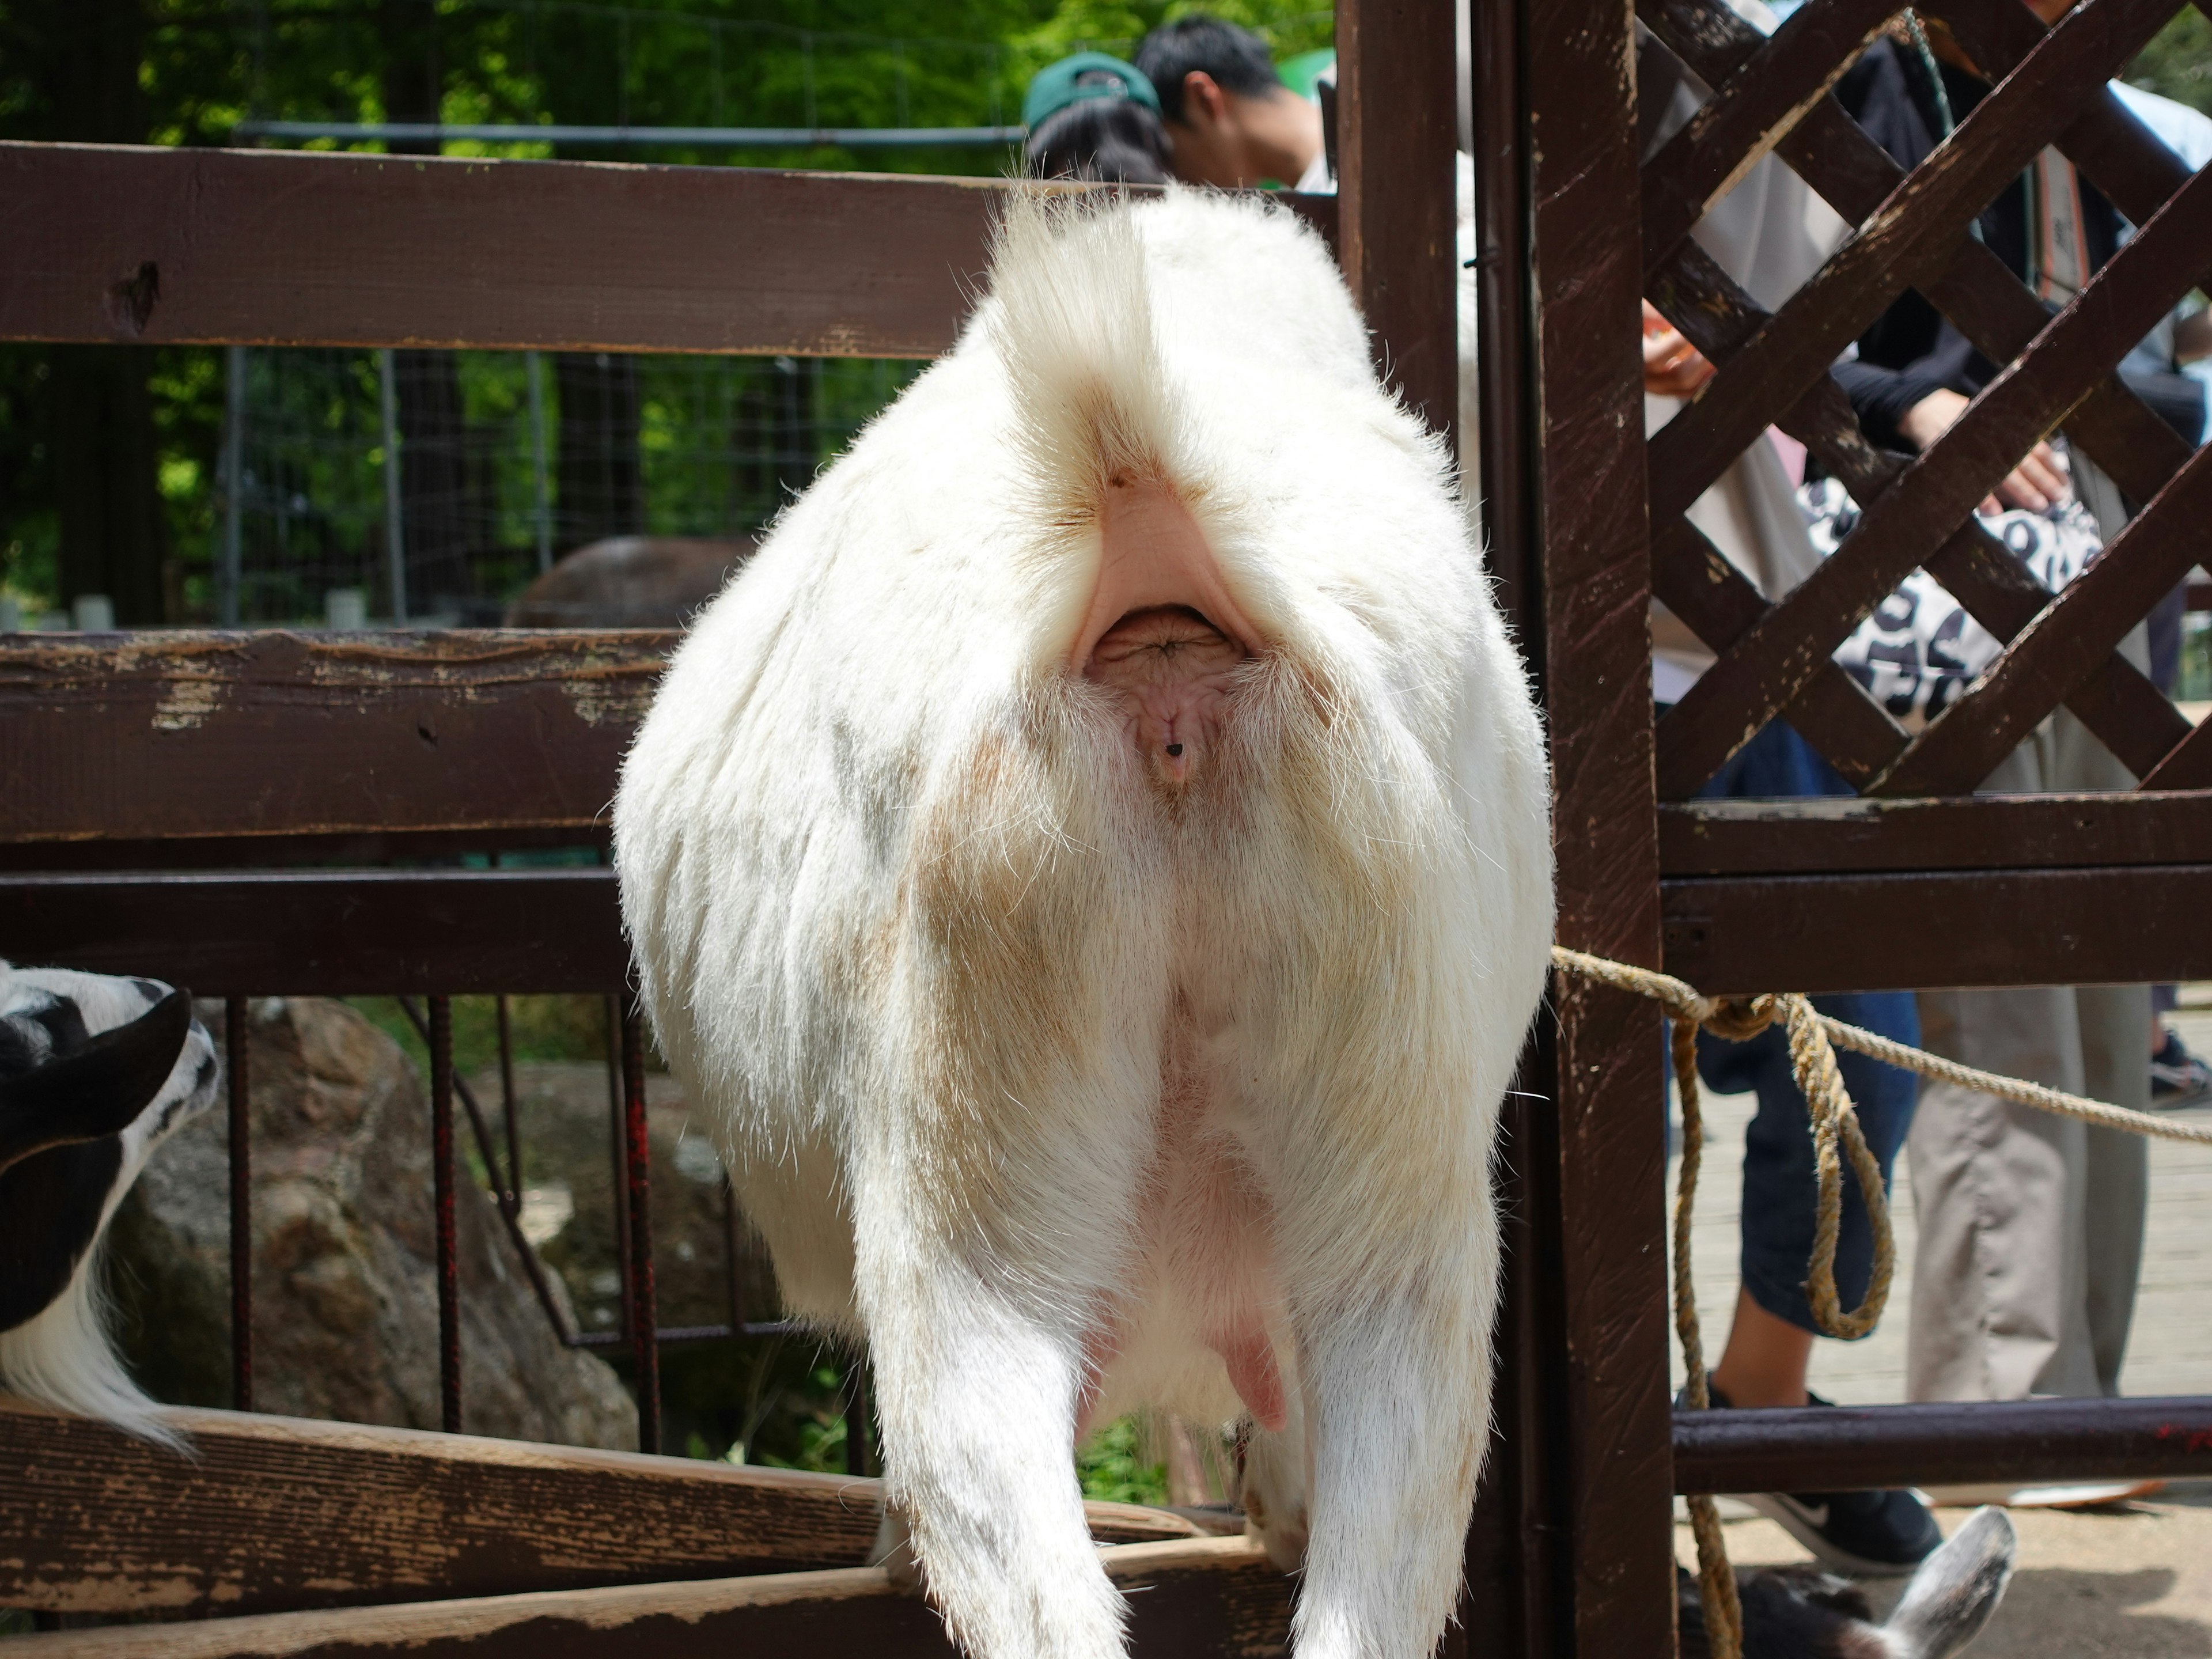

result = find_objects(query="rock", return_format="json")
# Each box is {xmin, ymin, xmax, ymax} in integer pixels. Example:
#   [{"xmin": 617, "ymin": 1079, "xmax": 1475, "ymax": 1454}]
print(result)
[
  {"xmin": 108, "ymin": 997, "xmax": 636, "ymax": 1449},
  {"xmin": 462, "ymin": 1062, "xmax": 779, "ymax": 1340},
  {"xmin": 502, "ymin": 536, "xmax": 752, "ymax": 628}
]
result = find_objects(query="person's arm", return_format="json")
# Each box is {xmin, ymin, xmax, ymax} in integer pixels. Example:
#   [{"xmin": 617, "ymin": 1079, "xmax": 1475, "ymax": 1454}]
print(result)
[{"xmin": 1835, "ymin": 324, "xmax": 2066, "ymax": 513}]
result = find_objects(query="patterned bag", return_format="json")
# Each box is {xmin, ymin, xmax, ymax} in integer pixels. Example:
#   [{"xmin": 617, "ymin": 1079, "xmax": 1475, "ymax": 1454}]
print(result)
[{"xmin": 1800, "ymin": 473, "xmax": 2104, "ymax": 722}]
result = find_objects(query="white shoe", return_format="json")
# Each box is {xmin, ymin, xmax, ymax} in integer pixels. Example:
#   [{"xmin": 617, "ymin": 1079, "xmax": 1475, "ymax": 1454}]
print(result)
[{"xmin": 1921, "ymin": 1479, "xmax": 2164, "ymax": 1509}]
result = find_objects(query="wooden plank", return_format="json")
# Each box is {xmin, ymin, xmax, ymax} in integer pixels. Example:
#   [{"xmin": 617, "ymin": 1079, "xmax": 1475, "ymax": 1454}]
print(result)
[
  {"xmin": 1872, "ymin": 440, "xmax": 2212, "ymax": 794},
  {"xmin": 0, "ymin": 142, "xmax": 1337, "ymax": 357},
  {"xmin": 0, "ymin": 870, "xmax": 628, "ymax": 994},
  {"xmin": 0, "ymin": 631, "xmax": 665, "ymax": 845},
  {"xmin": 1638, "ymin": 0, "xmax": 1893, "ymax": 276},
  {"xmin": 1675, "ymin": 1395, "xmax": 2212, "ymax": 1494},
  {"xmin": 1657, "ymin": 790, "xmax": 2212, "ymax": 873},
  {"xmin": 1660, "ymin": 864, "xmax": 2212, "ymax": 993},
  {"xmin": 1335, "ymin": 0, "xmax": 1459, "ymax": 447},
  {"xmin": 1525, "ymin": 0, "xmax": 1675, "ymax": 1650},
  {"xmin": 1658, "ymin": 149, "xmax": 2212, "ymax": 797},
  {"xmin": 0, "ymin": 1538, "xmax": 1285, "ymax": 1658},
  {"xmin": 0, "ymin": 1399, "xmax": 1202, "ymax": 1621},
  {"xmin": 1646, "ymin": 0, "xmax": 2178, "ymax": 529}
]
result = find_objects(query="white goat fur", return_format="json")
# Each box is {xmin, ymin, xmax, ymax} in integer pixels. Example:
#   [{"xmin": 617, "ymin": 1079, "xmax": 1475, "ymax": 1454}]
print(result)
[{"xmin": 615, "ymin": 189, "xmax": 1552, "ymax": 1659}]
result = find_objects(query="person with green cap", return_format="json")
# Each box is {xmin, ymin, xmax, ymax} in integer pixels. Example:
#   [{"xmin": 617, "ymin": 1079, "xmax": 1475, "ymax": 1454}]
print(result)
[{"xmin": 1022, "ymin": 52, "xmax": 1173, "ymax": 185}]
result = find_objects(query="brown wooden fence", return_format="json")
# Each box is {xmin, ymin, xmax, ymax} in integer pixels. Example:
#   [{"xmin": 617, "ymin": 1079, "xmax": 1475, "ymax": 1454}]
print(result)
[{"xmin": 3, "ymin": 0, "xmax": 2212, "ymax": 1652}]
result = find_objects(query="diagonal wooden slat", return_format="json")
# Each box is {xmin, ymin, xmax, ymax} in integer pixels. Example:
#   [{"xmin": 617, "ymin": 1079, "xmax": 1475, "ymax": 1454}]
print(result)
[
  {"xmin": 1649, "ymin": 514, "xmax": 1910, "ymax": 786},
  {"xmin": 1935, "ymin": 0, "xmax": 2210, "ymax": 244},
  {"xmin": 1646, "ymin": 0, "xmax": 2180, "ymax": 528},
  {"xmin": 1656, "ymin": 151, "xmax": 2212, "ymax": 797},
  {"xmin": 2140, "ymin": 713, "xmax": 2212, "ymax": 790},
  {"xmin": 1638, "ymin": 0, "xmax": 1894, "ymax": 276},
  {"xmin": 1646, "ymin": 241, "xmax": 2188, "ymax": 792},
  {"xmin": 1870, "ymin": 439, "xmax": 2212, "ymax": 794},
  {"xmin": 1642, "ymin": 0, "xmax": 2202, "ymax": 514},
  {"xmin": 1642, "ymin": 0, "xmax": 2199, "ymax": 788}
]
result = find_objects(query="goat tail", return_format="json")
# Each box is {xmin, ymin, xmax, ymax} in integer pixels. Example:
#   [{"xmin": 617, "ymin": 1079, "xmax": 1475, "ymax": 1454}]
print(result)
[
  {"xmin": 987, "ymin": 185, "xmax": 1185, "ymax": 530},
  {"xmin": 0, "ymin": 1240, "xmax": 188, "ymax": 1452}
]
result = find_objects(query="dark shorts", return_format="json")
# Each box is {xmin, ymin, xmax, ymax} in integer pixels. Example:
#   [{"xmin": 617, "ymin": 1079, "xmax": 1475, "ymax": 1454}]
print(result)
[{"xmin": 1674, "ymin": 713, "xmax": 1919, "ymax": 1339}]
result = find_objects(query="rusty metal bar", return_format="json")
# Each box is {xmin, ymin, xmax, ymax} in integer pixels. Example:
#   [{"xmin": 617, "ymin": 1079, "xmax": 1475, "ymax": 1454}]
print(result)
[
  {"xmin": 1675, "ymin": 1396, "xmax": 2212, "ymax": 1493},
  {"xmin": 225, "ymin": 995, "xmax": 252, "ymax": 1413},
  {"xmin": 427, "ymin": 995, "xmax": 462, "ymax": 1434},
  {"xmin": 495, "ymin": 995, "xmax": 522, "ymax": 1206},
  {"xmin": 603, "ymin": 995, "xmax": 632, "ymax": 1342},
  {"xmin": 573, "ymin": 1321, "xmax": 796, "ymax": 1350},
  {"xmin": 397, "ymin": 995, "xmax": 581, "ymax": 1351},
  {"xmin": 619, "ymin": 998, "xmax": 661, "ymax": 1455}
]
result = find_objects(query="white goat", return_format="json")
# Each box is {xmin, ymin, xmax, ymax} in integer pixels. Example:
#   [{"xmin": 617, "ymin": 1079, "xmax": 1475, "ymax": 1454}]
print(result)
[
  {"xmin": 615, "ymin": 188, "xmax": 1553, "ymax": 1659},
  {"xmin": 0, "ymin": 964, "xmax": 219, "ymax": 1446}
]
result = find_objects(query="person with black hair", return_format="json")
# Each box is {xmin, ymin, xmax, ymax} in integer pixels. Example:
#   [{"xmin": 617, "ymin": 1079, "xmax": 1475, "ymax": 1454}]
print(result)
[
  {"xmin": 1022, "ymin": 52, "xmax": 1174, "ymax": 186},
  {"xmin": 1132, "ymin": 15, "xmax": 1328, "ymax": 191}
]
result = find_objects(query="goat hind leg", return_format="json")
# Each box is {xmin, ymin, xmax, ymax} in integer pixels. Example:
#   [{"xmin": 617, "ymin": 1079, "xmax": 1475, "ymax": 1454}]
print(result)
[
  {"xmin": 1286, "ymin": 1210, "xmax": 1499, "ymax": 1658},
  {"xmin": 860, "ymin": 1234, "xmax": 1126, "ymax": 1659}
]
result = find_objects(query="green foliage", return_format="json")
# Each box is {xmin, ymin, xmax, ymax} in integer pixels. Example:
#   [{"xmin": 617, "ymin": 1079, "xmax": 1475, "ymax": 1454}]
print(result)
[
  {"xmin": 349, "ymin": 993, "xmax": 622, "ymax": 1077},
  {"xmin": 2130, "ymin": 7, "xmax": 2212, "ymax": 116},
  {"xmin": 1075, "ymin": 1414, "xmax": 1170, "ymax": 1506}
]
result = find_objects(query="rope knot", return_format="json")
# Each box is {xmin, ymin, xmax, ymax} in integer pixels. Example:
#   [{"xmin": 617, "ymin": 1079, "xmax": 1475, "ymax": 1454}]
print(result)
[{"xmin": 1699, "ymin": 995, "xmax": 1778, "ymax": 1043}]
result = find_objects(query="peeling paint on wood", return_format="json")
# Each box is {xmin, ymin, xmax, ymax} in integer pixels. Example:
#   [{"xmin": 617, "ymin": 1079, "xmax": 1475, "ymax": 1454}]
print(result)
[
  {"xmin": 0, "ymin": 631, "xmax": 670, "ymax": 845},
  {"xmin": 0, "ymin": 1399, "xmax": 1203, "ymax": 1622}
]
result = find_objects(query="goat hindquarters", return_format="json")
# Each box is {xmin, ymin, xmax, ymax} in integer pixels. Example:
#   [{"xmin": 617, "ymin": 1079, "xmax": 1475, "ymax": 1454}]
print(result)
[{"xmin": 615, "ymin": 188, "xmax": 1552, "ymax": 1659}]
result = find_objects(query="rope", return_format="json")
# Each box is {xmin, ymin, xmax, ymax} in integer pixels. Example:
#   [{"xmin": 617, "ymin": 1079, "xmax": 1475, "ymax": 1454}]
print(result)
[{"xmin": 1547, "ymin": 945, "xmax": 2212, "ymax": 1659}]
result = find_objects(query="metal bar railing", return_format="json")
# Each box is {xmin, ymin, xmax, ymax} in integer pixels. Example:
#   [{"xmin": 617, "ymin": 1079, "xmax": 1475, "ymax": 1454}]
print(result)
[
  {"xmin": 619, "ymin": 999, "xmax": 662, "ymax": 1454},
  {"xmin": 427, "ymin": 996, "xmax": 463, "ymax": 1433},
  {"xmin": 1674, "ymin": 1395, "xmax": 2212, "ymax": 1493},
  {"xmin": 225, "ymin": 995, "xmax": 253, "ymax": 1414}
]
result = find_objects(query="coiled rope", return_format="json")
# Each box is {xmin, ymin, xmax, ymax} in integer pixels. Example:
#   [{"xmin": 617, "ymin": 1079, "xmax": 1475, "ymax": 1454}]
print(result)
[{"xmin": 1547, "ymin": 945, "xmax": 2212, "ymax": 1659}]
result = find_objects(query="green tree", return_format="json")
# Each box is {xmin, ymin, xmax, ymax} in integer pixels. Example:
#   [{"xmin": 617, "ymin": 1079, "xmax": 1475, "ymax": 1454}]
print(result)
[{"xmin": 2130, "ymin": 7, "xmax": 2212, "ymax": 116}]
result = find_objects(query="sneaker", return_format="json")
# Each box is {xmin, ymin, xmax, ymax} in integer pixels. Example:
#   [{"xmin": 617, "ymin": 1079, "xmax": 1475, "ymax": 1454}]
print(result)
[
  {"xmin": 2152, "ymin": 1029, "xmax": 2212, "ymax": 1108},
  {"xmin": 1682, "ymin": 1380, "xmax": 1942, "ymax": 1577},
  {"xmin": 1922, "ymin": 1479, "xmax": 2164, "ymax": 1509}
]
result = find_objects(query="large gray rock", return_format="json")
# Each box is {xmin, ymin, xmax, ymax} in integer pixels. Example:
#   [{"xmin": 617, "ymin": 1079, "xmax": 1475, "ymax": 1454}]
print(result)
[
  {"xmin": 461, "ymin": 1062, "xmax": 779, "ymax": 1341},
  {"xmin": 108, "ymin": 997, "xmax": 636, "ymax": 1449}
]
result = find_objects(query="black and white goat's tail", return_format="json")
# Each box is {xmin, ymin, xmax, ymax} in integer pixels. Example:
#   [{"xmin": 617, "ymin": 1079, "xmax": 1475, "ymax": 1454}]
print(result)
[
  {"xmin": 1685, "ymin": 1506, "xmax": 2017, "ymax": 1659},
  {"xmin": 1884, "ymin": 1507, "xmax": 2016, "ymax": 1659},
  {"xmin": 0, "ymin": 976, "xmax": 215, "ymax": 1451}
]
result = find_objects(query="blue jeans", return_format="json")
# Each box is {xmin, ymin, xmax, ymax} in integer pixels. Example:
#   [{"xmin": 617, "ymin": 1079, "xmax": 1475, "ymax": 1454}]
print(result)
[{"xmin": 1679, "ymin": 715, "xmax": 1920, "ymax": 1339}]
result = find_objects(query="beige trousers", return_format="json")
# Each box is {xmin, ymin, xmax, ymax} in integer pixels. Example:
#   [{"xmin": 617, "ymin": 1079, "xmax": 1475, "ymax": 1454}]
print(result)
[{"xmin": 1906, "ymin": 707, "xmax": 2152, "ymax": 1403}]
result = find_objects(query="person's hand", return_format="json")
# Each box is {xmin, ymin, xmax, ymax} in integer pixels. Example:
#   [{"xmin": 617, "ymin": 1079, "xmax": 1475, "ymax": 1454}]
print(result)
[
  {"xmin": 1899, "ymin": 387, "xmax": 2069, "ymax": 513},
  {"xmin": 1642, "ymin": 300, "xmax": 1716, "ymax": 397}
]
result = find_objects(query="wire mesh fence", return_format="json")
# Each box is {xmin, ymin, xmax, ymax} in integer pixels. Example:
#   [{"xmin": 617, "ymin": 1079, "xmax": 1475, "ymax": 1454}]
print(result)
[{"xmin": 218, "ymin": 347, "xmax": 918, "ymax": 625}]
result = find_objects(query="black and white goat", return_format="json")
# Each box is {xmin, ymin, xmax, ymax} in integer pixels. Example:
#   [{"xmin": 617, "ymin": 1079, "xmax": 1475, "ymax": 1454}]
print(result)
[{"xmin": 0, "ymin": 963, "xmax": 219, "ymax": 1445}]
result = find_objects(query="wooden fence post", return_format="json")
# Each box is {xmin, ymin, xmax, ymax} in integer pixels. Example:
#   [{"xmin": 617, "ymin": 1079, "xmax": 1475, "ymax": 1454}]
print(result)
[
  {"xmin": 1528, "ymin": 0, "xmax": 1676, "ymax": 1652},
  {"xmin": 1336, "ymin": 0, "xmax": 1460, "ymax": 454}
]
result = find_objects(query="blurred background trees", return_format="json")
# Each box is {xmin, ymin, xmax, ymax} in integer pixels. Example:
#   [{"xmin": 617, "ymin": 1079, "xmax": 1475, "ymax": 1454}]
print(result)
[{"xmin": 0, "ymin": 0, "xmax": 1334, "ymax": 625}]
